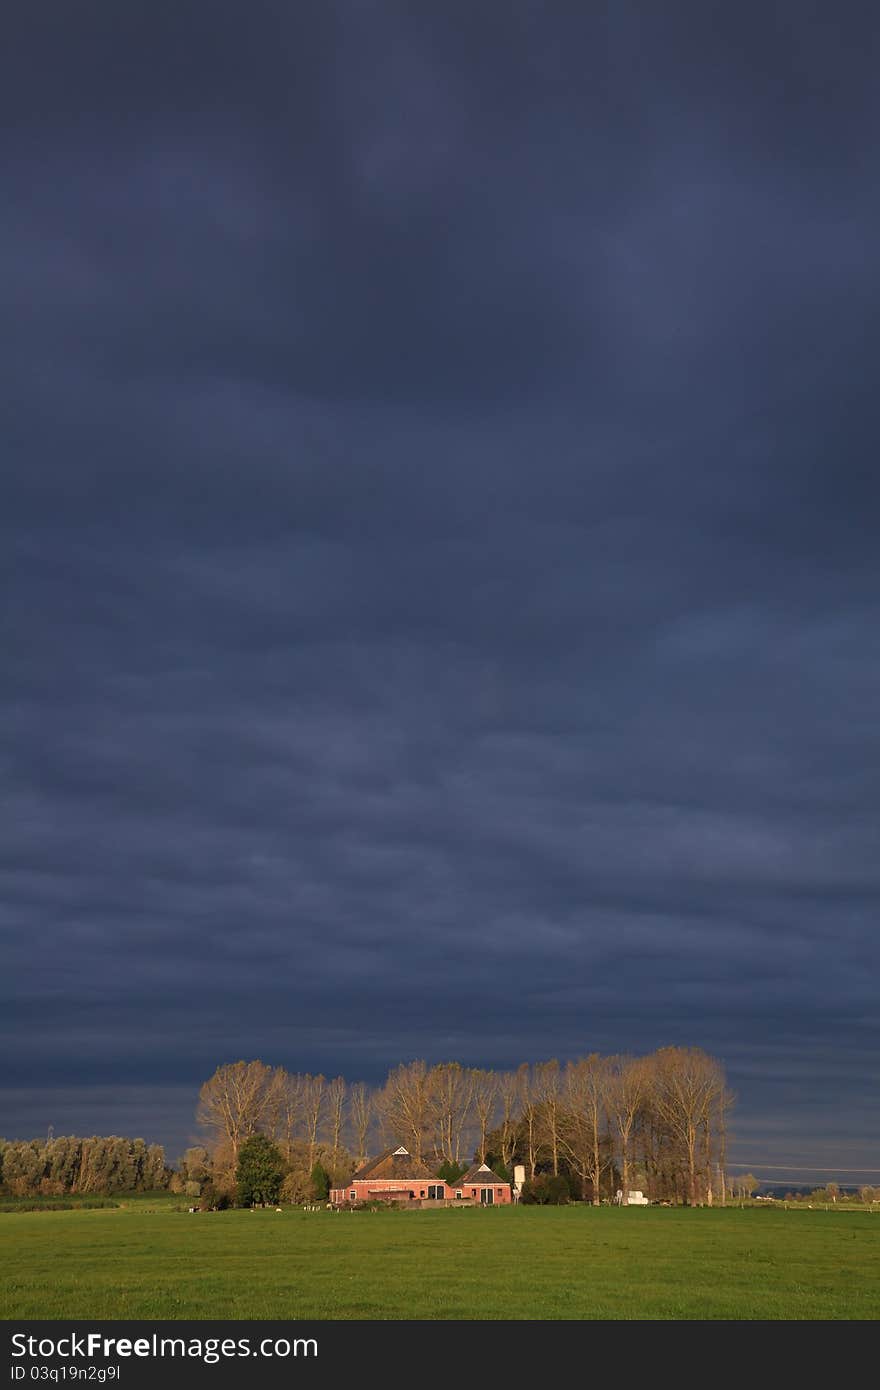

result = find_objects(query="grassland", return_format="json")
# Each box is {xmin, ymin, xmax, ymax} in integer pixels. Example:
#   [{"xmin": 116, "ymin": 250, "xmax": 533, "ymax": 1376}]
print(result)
[{"xmin": 3, "ymin": 1201, "xmax": 879, "ymax": 1320}]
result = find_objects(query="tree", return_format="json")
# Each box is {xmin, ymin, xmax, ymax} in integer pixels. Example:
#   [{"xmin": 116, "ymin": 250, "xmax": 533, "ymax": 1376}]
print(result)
[
  {"xmin": 516, "ymin": 1064, "xmax": 543, "ymax": 1180},
  {"xmin": 180, "ymin": 1147, "xmax": 211, "ymax": 1184},
  {"xmin": 45, "ymin": 1137, "xmax": 81, "ymax": 1193},
  {"xmin": 471, "ymin": 1070, "xmax": 499, "ymax": 1163},
  {"xmin": 377, "ymin": 1061, "xmax": 434, "ymax": 1164},
  {"xmin": 560, "ymin": 1055, "xmax": 609, "ymax": 1205},
  {"xmin": 431, "ymin": 1062, "xmax": 475, "ymax": 1166},
  {"xmin": 496, "ymin": 1071, "xmax": 520, "ymax": 1174},
  {"xmin": 264, "ymin": 1068, "xmax": 302, "ymax": 1158},
  {"xmin": 606, "ymin": 1055, "xmax": 649, "ymax": 1204},
  {"xmin": 1, "ymin": 1140, "xmax": 44, "ymax": 1195},
  {"xmin": 235, "ymin": 1135, "xmax": 284, "ymax": 1207},
  {"xmin": 436, "ymin": 1158, "xmax": 467, "ymax": 1184},
  {"xmin": 347, "ymin": 1082, "xmax": 373, "ymax": 1163},
  {"xmin": 651, "ymin": 1048, "xmax": 724, "ymax": 1206},
  {"xmin": 197, "ymin": 1060, "xmax": 274, "ymax": 1160},
  {"xmin": 302, "ymin": 1074, "xmax": 326, "ymax": 1165},
  {"xmin": 310, "ymin": 1161, "xmax": 330, "ymax": 1201},
  {"xmin": 520, "ymin": 1174, "xmax": 571, "ymax": 1205},
  {"xmin": 198, "ymin": 1180, "xmax": 222, "ymax": 1211},
  {"xmin": 533, "ymin": 1060, "xmax": 563, "ymax": 1176},
  {"xmin": 279, "ymin": 1141, "xmax": 354, "ymax": 1205},
  {"xmin": 325, "ymin": 1077, "xmax": 347, "ymax": 1152},
  {"xmin": 732, "ymin": 1173, "xmax": 757, "ymax": 1202}
]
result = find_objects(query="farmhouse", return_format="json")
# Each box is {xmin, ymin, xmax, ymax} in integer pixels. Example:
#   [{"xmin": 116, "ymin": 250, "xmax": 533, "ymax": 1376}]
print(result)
[
  {"xmin": 459, "ymin": 1162, "xmax": 513, "ymax": 1204},
  {"xmin": 329, "ymin": 1146, "xmax": 512, "ymax": 1206}
]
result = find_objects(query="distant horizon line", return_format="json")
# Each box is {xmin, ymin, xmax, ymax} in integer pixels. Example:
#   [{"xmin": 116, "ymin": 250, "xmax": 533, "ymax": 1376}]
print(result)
[{"xmin": 727, "ymin": 1162, "xmax": 880, "ymax": 1173}]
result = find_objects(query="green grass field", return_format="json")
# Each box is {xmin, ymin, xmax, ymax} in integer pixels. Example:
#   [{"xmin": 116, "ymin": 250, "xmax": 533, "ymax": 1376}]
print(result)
[{"xmin": 3, "ymin": 1202, "xmax": 879, "ymax": 1320}]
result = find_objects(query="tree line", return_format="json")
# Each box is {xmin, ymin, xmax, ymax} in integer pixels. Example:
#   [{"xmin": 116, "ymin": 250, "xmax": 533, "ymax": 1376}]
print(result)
[
  {"xmin": 195, "ymin": 1046, "xmax": 735, "ymax": 1205},
  {"xmin": 0, "ymin": 1047, "xmax": 736, "ymax": 1204},
  {"xmin": 0, "ymin": 1135, "xmax": 168, "ymax": 1197}
]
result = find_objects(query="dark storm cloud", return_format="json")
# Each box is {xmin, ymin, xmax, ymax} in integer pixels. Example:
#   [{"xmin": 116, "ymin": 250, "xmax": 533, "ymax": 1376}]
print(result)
[{"xmin": 2, "ymin": 3, "xmax": 879, "ymax": 1164}]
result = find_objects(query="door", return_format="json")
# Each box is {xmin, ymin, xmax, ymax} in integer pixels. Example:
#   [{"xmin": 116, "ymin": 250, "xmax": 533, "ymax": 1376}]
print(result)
[{"xmin": 480, "ymin": 1187, "xmax": 494, "ymax": 1204}]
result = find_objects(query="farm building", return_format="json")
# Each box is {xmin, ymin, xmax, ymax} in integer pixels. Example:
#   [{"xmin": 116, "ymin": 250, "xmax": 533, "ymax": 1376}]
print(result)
[
  {"xmin": 329, "ymin": 1146, "xmax": 512, "ymax": 1206},
  {"xmin": 459, "ymin": 1162, "xmax": 513, "ymax": 1204}
]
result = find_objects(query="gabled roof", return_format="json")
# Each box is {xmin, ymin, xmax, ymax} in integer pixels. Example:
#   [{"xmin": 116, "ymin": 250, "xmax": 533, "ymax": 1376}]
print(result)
[
  {"xmin": 461, "ymin": 1162, "xmax": 509, "ymax": 1186},
  {"xmin": 351, "ymin": 1146, "xmax": 435, "ymax": 1181}
]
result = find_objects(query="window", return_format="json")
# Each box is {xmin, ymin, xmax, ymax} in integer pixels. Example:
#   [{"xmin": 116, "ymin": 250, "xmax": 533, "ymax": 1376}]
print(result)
[
  {"xmin": 420, "ymin": 1190, "xmax": 426, "ymax": 1198},
  {"xmin": 427, "ymin": 1184, "xmax": 445, "ymax": 1200},
  {"xmin": 455, "ymin": 1190, "xmax": 462, "ymax": 1200},
  {"xmin": 350, "ymin": 1191, "xmax": 356, "ymax": 1201}
]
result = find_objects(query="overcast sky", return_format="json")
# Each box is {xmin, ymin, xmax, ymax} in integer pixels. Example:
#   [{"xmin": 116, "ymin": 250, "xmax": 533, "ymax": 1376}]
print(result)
[{"xmin": 3, "ymin": 3, "xmax": 878, "ymax": 1175}]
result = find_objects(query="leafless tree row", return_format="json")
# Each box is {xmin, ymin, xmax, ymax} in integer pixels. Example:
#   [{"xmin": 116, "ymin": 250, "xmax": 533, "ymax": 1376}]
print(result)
[
  {"xmin": 196, "ymin": 1059, "xmax": 497, "ymax": 1168},
  {"xmin": 552, "ymin": 1048, "xmax": 733, "ymax": 1205},
  {"xmin": 196, "ymin": 1046, "xmax": 734, "ymax": 1204},
  {"xmin": 196, "ymin": 1062, "xmax": 349, "ymax": 1165}
]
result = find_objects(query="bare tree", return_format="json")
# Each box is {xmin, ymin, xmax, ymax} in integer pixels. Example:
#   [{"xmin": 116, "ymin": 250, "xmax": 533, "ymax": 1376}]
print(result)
[
  {"xmin": 516, "ymin": 1063, "xmax": 543, "ymax": 1180},
  {"xmin": 347, "ymin": 1082, "xmax": 373, "ymax": 1164},
  {"xmin": 263, "ymin": 1067, "xmax": 285, "ymax": 1148},
  {"xmin": 431, "ymin": 1062, "xmax": 476, "ymax": 1166},
  {"xmin": 732, "ymin": 1172, "xmax": 757, "ymax": 1203},
  {"xmin": 560, "ymin": 1055, "xmax": 609, "ymax": 1205},
  {"xmin": 197, "ymin": 1060, "xmax": 273, "ymax": 1159},
  {"xmin": 301, "ymin": 1074, "xmax": 326, "ymax": 1166},
  {"xmin": 471, "ymin": 1070, "xmax": 499, "ymax": 1163},
  {"xmin": 652, "ymin": 1047, "xmax": 724, "ymax": 1206},
  {"xmin": 264, "ymin": 1067, "xmax": 303, "ymax": 1158},
  {"xmin": 497, "ymin": 1071, "xmax": 520, "ymax": 1174},
  {"xmin": 377, "ymin": 1060, "xmax": 434, "ymax": 1164},
  {"xmin": 605, "ymin": 1055, "xmax": 649, "ymax": 1204},
  {"xmin": 533, "ymin": 1059, "xmax": 562, "ymax": 1176},
  {"xmin": 324, "ymin": 1076, "xmax": 347, "ymax": 1153}
]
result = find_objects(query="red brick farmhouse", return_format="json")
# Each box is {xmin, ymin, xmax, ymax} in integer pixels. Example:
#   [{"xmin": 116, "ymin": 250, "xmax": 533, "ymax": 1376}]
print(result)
[{"xmin": 330, "ymin": 1146, "xmax": 513, "ymax": 1206}]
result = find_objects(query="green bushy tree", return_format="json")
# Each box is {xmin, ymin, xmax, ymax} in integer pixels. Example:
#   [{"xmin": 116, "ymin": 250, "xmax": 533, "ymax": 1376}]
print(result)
[
  {"xmin": 236, "ymin": 1135, "xmax": 284, "ymax": 1207},
  {"xmin": 520, "ymin": 1174, "xmax": 571, "ymax": 1205},
  {"xmin": 436, "ymin": 1159, "xmax": 467, "ymax": 1184},
  {"xmin": 310, "ymin": 1161, "xmax": 330, "ymax": 1201}
]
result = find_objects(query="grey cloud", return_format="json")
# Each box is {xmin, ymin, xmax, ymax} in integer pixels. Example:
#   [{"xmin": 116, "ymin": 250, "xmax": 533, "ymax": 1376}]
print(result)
[{"xmin": 2, "ymin": 2, "xmax": 878, "ymax": 1165}]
